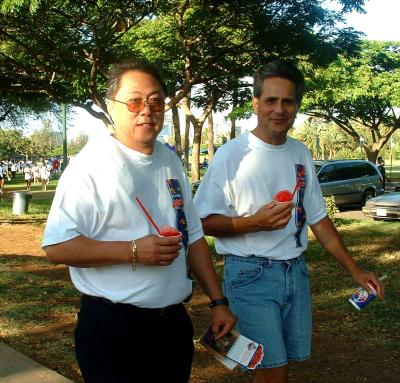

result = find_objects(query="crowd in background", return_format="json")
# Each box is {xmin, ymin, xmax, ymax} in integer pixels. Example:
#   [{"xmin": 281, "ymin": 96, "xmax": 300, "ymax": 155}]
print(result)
[{"xmin": 0, "ymin": 158, "xmax": 61, "ymax": 193}]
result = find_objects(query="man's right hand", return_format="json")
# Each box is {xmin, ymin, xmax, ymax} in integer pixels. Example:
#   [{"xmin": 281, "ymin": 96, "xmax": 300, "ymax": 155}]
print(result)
[
  {"xmin": 135, "ymin": 234, "xmax": 182, "ymax": 267},
  {"xmin": 252, "ymin": 201, "xmax": 293, "ymax": 231}
]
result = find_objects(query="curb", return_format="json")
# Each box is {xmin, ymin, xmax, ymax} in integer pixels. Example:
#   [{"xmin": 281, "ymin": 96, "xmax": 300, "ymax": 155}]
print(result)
[{"xmin": 0, "ymin": 342, "xmax": 73, "ymax": 382}]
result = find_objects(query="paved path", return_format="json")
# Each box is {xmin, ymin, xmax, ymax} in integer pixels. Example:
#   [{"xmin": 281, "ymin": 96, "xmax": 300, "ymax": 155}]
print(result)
[
  {"xmin": 335, "ymin": 209, "xmax": 371, "ymax": 221},
  {"xmin": 0, "ymin": 342, "xmax": 73, "ymax": 383}
]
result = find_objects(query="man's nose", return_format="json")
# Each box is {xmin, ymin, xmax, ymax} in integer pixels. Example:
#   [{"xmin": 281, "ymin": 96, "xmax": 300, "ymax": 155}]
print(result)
[
  {"xmin": 140, "ymin": 101, "xmax": 152, "ymax": 115},
  {"xmin": 275, "ymin": 101, "xmax": 285, "ymax": 113}
]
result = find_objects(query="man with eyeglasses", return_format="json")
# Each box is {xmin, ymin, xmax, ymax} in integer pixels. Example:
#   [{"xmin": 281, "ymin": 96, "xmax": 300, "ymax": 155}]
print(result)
[{"xmin": 42, "ymin": 60, "xmax": 235, "ymax": 383}]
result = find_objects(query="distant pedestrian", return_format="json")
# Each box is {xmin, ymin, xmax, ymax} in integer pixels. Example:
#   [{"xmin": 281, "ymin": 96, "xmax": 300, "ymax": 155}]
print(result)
[
  {"xmin": 32, "ymin": 163, "xmax": 40, "ymax": 185},
  {"xmin": 24, "ymin": 164, "xmax": 33, "ymax": 191},
  {"xmin": 0, "ymin": 162, "xmax": 5, "ymax": 194},
  {"xmin": 40, "ymin": 165, "xmax": 50, "ymax": 191},
  {"xmin": 10, "ymin": 162, "xmax": 18, "ymax": 181},
  {"xmin": 376, "ymin": 156, "xmax": 387, "ymax": 189}
]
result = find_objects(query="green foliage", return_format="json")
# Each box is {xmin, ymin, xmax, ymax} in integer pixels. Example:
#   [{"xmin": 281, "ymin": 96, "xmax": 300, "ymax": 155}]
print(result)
[
  {"xmin": 323, "ymin": 196, "xmax": 339, "ymax": 224},
  {"xmin": 0, "ymin": 0, "xmax": 155, "ymax": 122},
  {"xmin": 303, "ymin": 40, "xmax": 400, "ymax": 163},
  {"xmin": 1, "ymin": 0, "xmax": 365, "ymax": 128},
  {"xmin": 292, "ymin": 118, "xmax": 366, "ymax": 160},
  {"xmin": 0, "ymin": 129, "xmax": 30, "ymax": 159}
]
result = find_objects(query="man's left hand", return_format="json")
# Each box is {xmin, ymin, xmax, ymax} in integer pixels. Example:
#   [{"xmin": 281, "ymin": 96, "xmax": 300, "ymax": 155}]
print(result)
[{"xmin": 210, "ymin": 306, "xmax": 237, "ymax": 340}]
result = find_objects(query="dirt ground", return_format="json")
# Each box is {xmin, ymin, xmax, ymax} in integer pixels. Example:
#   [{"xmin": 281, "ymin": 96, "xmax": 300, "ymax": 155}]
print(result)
[{"xmin": 0, "ymin": 223, "xmax": 399, "ymax": 383}]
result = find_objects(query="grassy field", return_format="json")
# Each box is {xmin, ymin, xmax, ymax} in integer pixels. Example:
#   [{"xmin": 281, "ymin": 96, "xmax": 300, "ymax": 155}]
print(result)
[
  {"xmin": 0, "ymin": 174, "xmax": 55, "ymax": 220},
  {"xmin": 0, "ymin": 218, "xmax": 399, "ymax": 382},
  {"xmin": 387, "ymin": 160, "xmax": 400, "ymax": 180},
  {"xmin": 0, "ymin": 166, "xmax": 399, "ymax": 381}
]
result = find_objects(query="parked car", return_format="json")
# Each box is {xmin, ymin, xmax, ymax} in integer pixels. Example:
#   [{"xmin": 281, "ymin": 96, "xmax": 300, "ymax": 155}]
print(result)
[
  {"xmin": 314, "ymin": 160, "xmax": 385, "ymax": 207},
  {"xmin": 362, "ymin": 193, "xmax": 400, "ymax": 220}
]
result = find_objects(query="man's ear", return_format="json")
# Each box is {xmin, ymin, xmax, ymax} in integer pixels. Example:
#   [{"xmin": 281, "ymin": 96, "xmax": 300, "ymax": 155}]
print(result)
[{"xmin": 252, "ymin": 97, "xmax": 259, "ymax": 115}]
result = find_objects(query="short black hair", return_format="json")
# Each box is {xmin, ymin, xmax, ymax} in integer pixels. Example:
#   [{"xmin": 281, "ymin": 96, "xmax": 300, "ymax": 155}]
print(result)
[
  {"xmin": 106, "ymin": 60, "xmax": 168, "ymax": 99},
  {"xmin": 253, "ymin": 59, "xmax": 305, "ymax": 104}
]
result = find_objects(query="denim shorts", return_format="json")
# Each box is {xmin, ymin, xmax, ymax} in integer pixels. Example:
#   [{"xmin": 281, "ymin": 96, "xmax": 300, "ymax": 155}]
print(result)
[{"xmin": 223, "ymin": 254, "xmax": 312, "ymax": 369}]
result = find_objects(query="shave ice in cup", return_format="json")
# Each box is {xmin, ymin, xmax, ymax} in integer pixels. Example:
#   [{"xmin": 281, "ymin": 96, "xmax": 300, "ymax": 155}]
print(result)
[
  {"xmin": 349, "ymin": 275, "xmax": 387, "ymax": 310},
  {"xmin": 274, "ymin": 174, "xmax": 303, "ymax": 204},
  {"xmin": 159, "ymin": 225, "xmax": 180, "ymax": 237},
  {"xmin": 274, "ymin": 190, "xmax": 293, "ymax": 203}
]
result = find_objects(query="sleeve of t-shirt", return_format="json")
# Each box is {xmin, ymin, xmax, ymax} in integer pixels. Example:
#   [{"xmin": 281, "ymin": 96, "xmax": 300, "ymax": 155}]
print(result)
[
  {"xmin": 42, "ymin": 165, "xmax": 97, "ymax": 247},
  {"xmin": 193, "ymin": 153, "xmax": 232, "ymax": 219}
]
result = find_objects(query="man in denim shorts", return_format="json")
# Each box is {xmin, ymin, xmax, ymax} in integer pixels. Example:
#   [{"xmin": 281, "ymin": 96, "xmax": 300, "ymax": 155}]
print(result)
[{"xmin": 194, "ymin": 59, "xmax": 384, "ymax": 383}]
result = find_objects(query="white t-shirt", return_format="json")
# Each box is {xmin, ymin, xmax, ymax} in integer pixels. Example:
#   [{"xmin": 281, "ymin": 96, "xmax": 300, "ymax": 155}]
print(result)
[
  {"xmin": 43, "ymin": 133, "xmax": 203, "ymax": 308},
  {"xmin": 24, "ymin": 167, "xmax": 32, "ymax": 180},
  {"xmin": 194, "ymin": 132, "xmax": 327, "ymax": 260},
  {"xmin": 40, "ymin": 166, "xmax": 50, "ymax": 180}
]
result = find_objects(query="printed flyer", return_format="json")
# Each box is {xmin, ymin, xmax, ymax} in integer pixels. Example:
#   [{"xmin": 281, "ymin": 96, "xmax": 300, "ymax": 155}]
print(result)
[{"xmin": 200, "ymin": 328, "xmax": 264, "ymax": 370}]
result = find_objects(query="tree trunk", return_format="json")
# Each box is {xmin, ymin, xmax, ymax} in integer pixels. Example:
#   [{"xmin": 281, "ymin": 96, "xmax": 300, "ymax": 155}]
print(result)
[
  {"xmin": 184, "ymin": 116, "xmax": 190, "ymax": 172},
  {"xmin": 207, "ymin": 112, "xmax": 215, "ymax": 160},
  {"xmin": 191, "ymin": 121, "xmax": 202, "ymax": 182},
  {"xmin": 229, "ymin": 115, "xmax": 236, "ymax": 140},
  {"xmin": 171, "ymin": 105, "xmax": 182, "ymax": 159},
  {"xmin": 230, "ymin": 86, "xmax": 238, "ymax": 140}
]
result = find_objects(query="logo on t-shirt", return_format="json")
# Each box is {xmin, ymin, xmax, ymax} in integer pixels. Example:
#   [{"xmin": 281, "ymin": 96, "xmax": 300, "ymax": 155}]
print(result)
[
  {"xmin": 166, "ymin": 179, "xmax": 188, "ymax": 251},
  {"xmin": 294, "ymin": 164, "xmax": 306, "ymax": 247}
]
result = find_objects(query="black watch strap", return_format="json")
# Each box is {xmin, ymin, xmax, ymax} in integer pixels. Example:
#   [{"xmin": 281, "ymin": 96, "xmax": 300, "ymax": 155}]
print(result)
[{"xmin": 209, "ymin": 296, "xmax": 229, "ymax": 308}]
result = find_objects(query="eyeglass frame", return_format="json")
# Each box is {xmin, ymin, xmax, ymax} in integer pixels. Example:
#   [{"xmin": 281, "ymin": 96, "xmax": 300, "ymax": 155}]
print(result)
[{"xmin": 108, "ymin": 96, "xmax": 165, "ymax": 113}]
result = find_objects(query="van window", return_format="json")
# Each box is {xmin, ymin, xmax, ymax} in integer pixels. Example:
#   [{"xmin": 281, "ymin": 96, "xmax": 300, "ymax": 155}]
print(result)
[
  {"xmin": 360, "ymin": 163, "xmax": 378, "ymax": 176},
  {"xmin": 318, "ymin": 164, "xmax": 341, "ymax": 182},
  {"xmin": 336, "ymin": 163, "xmax": 356, "ymax": 180},
  {"xmin": 343, "ymin": 163, "xmax": 362, "ymax": 180}
]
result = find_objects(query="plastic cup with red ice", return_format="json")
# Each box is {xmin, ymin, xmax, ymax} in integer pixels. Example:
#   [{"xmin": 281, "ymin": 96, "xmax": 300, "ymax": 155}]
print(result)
[
  {"xmin": 274, "ymin": 190, "xmax": 293, "ymax": 204},
  {"xmin": 159, "ymin": 225, "xmax": 180, "ymax": 237}
]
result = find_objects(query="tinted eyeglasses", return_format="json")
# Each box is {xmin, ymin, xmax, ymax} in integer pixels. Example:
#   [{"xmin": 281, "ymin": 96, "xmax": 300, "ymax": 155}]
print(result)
[{"xmin": 111, "ymin": 97, "xmax": 165, "ymax": 113}]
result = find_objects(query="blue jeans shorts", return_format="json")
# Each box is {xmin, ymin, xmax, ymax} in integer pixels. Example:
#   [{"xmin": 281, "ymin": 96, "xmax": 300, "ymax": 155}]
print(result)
[{"xmin": 223, "ymin": 254, "xmax": 312, "ymax": 369}]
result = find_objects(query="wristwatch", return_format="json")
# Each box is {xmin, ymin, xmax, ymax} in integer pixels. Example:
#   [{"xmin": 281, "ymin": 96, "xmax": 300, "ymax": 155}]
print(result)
[{"xmin": 209, "ymin": 296, "xmax": 229, "ymax": 308}]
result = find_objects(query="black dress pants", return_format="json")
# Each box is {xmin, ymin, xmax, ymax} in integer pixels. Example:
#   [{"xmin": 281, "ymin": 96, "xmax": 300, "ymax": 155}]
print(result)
[{"xmin": 74, "ymin": 295, "xmax": 194, "ymax": 383}]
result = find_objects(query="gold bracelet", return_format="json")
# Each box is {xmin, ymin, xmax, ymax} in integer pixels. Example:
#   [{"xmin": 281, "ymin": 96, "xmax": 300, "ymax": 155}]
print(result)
[{"xmin": 131, "ymin": 240, "xmax": 137, "ymax": 270}]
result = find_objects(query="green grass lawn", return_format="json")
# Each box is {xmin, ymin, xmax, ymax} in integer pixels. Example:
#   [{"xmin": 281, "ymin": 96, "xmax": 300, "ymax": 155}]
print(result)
[
  {"xmin": 0, "ymin": 218, "xmax": 398, "ymax": 383},
  {"xmin": 209, "ymin": 219, "xmax": 399, "ymax": 353},
  {"xmin": 0, "ymin": 173, "xmax": 56, "ymax": 220},
  {"xmin": 385, "ymin": 158, "xmax": 400, "ymax": 180}
]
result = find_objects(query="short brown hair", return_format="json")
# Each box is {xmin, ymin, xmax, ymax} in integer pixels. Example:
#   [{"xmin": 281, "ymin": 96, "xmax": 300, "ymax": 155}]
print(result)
[{"xmin": 253, "ymin": 59, "xmax": 305, "ymax": 105}]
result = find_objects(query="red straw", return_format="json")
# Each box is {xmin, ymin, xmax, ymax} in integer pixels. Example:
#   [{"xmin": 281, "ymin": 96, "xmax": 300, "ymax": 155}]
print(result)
[
  {"xmin": 135, "ymin": 196, "xmax": 161, "ymax": 235},
  {"xmin": 292, "ymin": 176, "xmax": 302, "ymax": 197}
]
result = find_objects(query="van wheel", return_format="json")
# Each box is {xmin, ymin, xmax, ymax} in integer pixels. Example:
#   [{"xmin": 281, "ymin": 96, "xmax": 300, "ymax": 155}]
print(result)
[{"xmin": 361, "ymin": 190, "xmax": 375, "ymax": 206}]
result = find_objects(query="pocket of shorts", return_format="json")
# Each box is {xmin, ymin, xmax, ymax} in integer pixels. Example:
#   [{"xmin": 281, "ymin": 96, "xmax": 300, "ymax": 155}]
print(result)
[
  {"xmin": 299, "ymin": 259, "xmax": 309, "ymax": 277},
  {"xmin": 226, "ymin": 262, "xmax": 264, "ymax": 289}
]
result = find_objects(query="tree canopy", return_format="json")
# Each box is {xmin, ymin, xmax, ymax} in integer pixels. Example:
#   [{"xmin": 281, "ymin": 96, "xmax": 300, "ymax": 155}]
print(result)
[
  {"xmin": 1, "ymin": 0, "xmax": 369, "ymax": 173},
  {"xmin": 302, "ymin": 40, "xmax": 400, "ymax": 163}
]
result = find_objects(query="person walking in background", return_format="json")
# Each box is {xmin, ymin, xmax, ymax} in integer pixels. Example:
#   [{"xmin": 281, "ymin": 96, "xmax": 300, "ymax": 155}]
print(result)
[
  {"xmin": 32, "ymin": 163, "xmax": 40, "ymax": 185},
  {"xmin": 376, "ymin": 156, "xmax": 387, "ymax": 189},
  {"xmin": 43, "ymin": 59, "xmax": 235, "ymax": 383},
  {"xmin": 0, "ymin": 162, "xmax": 5, "ymax": 194},
  {"xmin": 10, "ymin": 161, "xmax": 18, "ymax": 181},
  {"xmin": 23, "ymin": 163, "xmax": 32, "ymax": 191},
  {"xmin": 194, "ymin": 59, "xmax": 384, "ymax": 383},
  {"xmin": 40, "ymin": 164, "xmax": 50, "ymax": 191}
]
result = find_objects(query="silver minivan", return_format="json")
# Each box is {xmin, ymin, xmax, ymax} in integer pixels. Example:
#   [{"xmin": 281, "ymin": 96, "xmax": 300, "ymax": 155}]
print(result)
[{"xmin": 314, "ymin": 160, "xmax": 385, "ymax": 206}]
